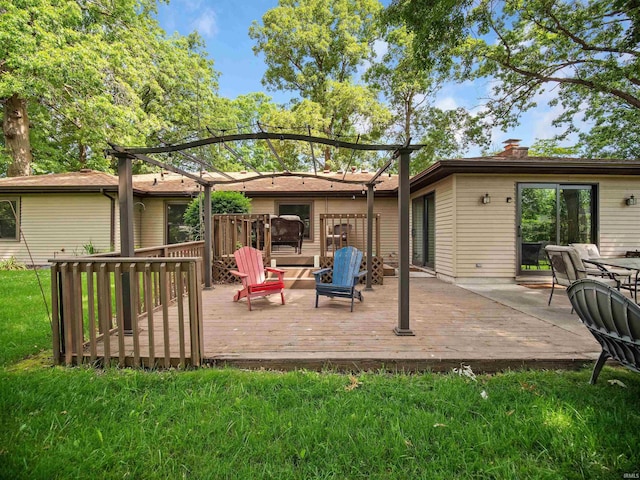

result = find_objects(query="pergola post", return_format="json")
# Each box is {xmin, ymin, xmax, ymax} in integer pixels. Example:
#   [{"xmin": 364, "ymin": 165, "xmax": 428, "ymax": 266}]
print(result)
[
  {"xmin": 394, "ymin": 149, "xmax": 414, "ymax": 336},
  {"xmin": 117, "ymin": 153, "xmax": 135, "ymax": 334},
  {"xmin": 365, "ymin": 184, "xmax": 374, "ymax": 290},
  {"xmin": 203, "ymin": 184, "xmax": 213, "ymax": 289}
]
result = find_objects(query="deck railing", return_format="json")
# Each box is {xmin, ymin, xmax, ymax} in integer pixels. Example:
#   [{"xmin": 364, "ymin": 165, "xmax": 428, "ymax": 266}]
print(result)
[
  {"xmin": 51, "ymin": 257, "xmax": 204, "ymax": 368},
  {"xmin": 319, "ymin": 213, "xmax": 380, "ymax": 257},
  {"xmin": 212, "ymin": 214, "xmax": 272, "ymax": 259},
  {"xmin": 90, "ymin": 241, "xmax": 206, "ymax": 280}
]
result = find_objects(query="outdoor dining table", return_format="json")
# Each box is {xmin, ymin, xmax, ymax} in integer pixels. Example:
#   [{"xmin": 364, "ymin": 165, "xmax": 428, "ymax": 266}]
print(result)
[{"xmin": 585, "ymin": 257, "xmax": 640, "ymax": 302}]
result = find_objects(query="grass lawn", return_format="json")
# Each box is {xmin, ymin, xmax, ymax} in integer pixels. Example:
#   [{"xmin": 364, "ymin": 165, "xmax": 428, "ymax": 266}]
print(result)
[
  {"xmin": 1, "ymin": 271, "xmax": 639, "ymax": 479},
  {"xmin": 0, "ymin": 270, "xmax": 52, "ymax": 366}
]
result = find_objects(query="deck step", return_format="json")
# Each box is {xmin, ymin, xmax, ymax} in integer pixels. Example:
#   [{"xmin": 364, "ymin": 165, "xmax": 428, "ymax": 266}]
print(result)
[{"xmin": 284, "ymin": 277, "xmax": 316, "ymax": 289}]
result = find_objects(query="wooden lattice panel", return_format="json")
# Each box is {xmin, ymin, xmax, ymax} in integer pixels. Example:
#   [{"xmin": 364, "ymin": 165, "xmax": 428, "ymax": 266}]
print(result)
[
  {"xmin": 213, "ymin": 257, "xmax": 240, "ymax": 284},
  {"xmin": 319, "ymin": 256, "xmax": 384, "ymax": 285},
  {"xmin": 215, "ymin": 255, "xmax": 383, "ymax": 285},
  {"xmin": 213, "ymin": 255, "xmax": 272, "ymax": 284}
]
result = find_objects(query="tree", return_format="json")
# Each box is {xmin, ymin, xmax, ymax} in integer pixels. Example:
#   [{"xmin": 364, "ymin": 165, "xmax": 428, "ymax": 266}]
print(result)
[
  {"xmin": 0, "ymin": 0, "xmax": 220, "ymax": 176},
  {"xmin": 365, "ymin": 24, "xmax": 490, "ymax": 172},
  {"xmin": 528, "ymin": 139, "xmax": 580, "ymax": 157},
  {"xmin": 386, "ymin": 0, "xmax": 640, "ymax": 158},
  {"xmin": 249, "ymin": 0, "xmax": 391, "ymax": 169}
]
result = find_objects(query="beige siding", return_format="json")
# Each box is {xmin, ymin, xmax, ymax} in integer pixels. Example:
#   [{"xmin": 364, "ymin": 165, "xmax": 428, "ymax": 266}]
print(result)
[
  {"xmin": 0, "ymin": 194, "xmax": 112, "ymax": 265},
  {"xmin": 597, "ymin": 177, "xmax": 640, "ymax": 256},
  {"xmin": 139, "ymin": 198, "xmax": 166, "ymax": 248},
  {"xmin": 249, "ymin": 196, "xmax": 398, "ymax": 261},
  {"xmin": 454, "ymin": 175, "xmax": 517, "ymax": 279},
  {"xmin": 412, "ymin": 176, "xmax": 456, "ymax": 278},
  {"xmin": 446, "ymin": 173, "xmax": 640, "ymax": 281}
]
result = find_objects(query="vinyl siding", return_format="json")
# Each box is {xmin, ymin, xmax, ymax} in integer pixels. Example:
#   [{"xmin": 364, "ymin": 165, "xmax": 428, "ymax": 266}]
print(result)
[
  {"xmin": 597, "ymin": 177, "xmax": 640, "ymax": 256},
  {"xmin": 251, "ymin": 196, "xmax": 398, "ymax": 261},
  {"xmin": 449, "ymin": 173, "xmax": 640, "ymax": 281},
  {"xmin": 412, "ymin": 176, "xmax": 456, "ymax": 278},
  {"xmin": 0, "ymin": 194, "xmax": 113, "ymax": 265},
  {"xmin": 138, "ymin": 198, "xmax": 171, "ymax": 248},
  {"xmin": 454, "ymin": 175, "xmax": 517, "ymax": 279}
]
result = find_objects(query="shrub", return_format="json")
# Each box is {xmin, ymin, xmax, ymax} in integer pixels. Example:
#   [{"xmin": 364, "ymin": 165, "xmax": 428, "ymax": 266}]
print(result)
[
  {"xmin": 0, "ymin": 256, "xmax": 27, "ymax": 270},
  {"xmin": 184, "ymin": 191, "xmax": 251, "ymax": 239}
]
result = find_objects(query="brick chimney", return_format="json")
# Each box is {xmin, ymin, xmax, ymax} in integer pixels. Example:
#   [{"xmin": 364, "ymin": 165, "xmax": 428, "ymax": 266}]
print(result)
[{"xmin": 499, "ymin": 139, "xmax": 529, "ymax": 158}]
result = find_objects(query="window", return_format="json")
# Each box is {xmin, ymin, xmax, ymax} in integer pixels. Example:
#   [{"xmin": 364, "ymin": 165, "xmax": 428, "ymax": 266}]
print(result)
[
  {"xmin": 0, "ymin": 198, "xmax": 19, "ymax": 241},
  {"xmin": 277, "ymin": 201, "xmax": 313, "ymax": 240},
  {"xmin": 517, "ymin": 183, "xmax": 596, "ymax": 274},
  {"xmin": 166, "ymin": 202, "xmax": 190, "ymax": 244}
]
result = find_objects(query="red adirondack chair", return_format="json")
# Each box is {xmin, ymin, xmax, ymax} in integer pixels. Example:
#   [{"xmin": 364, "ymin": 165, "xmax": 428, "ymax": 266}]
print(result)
[{"xmin": 230, "ymin": 246, "xmax": 286, "ymax": 310}]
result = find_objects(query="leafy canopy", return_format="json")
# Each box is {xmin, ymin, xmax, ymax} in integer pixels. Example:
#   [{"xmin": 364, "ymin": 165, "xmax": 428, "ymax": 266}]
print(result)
[
  {"xmin": 250, "ymin": 0, "xmax": 391, "ymax": 168},
  {"xmin": 386, "ymin": 0, "xmax": 640, "ymax": 158},
  {"xmin": 0, "ymin": 0, "xmax": 220, "ymax": 175}
]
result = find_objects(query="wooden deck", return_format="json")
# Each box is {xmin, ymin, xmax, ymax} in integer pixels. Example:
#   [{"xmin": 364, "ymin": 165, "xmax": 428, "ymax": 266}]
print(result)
[
  {"xmin": 200, "ymin": 277, "xmax": 599, "ymax": 372},
  {"xmin": 85, "ymin": 276, "xmax": 600, "ymax": 372}
]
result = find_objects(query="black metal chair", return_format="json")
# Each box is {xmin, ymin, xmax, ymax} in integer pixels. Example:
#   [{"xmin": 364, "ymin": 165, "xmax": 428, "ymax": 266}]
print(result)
[
  {"xmin": 521, "ymin": 242, "xmax": 542, "ymax": 269},
  {"xmin": 567, "ymin": 279, "xmax": 640, "ymax": 384}
]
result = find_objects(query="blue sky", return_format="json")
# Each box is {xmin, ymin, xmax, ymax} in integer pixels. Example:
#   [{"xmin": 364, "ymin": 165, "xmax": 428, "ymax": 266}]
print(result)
[{"xmin": 155, "ymin": 0, "xmax": 579, "ymax": 156}]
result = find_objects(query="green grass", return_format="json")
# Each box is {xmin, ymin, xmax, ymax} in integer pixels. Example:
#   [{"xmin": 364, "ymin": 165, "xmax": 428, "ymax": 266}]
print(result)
[
  {"xmin": 1, "ymin": 271, "xmax": 640, "ymax": 479},
  {"xmin": 0, "ymin": 270, "xmax": 52, "ymax": 366}
]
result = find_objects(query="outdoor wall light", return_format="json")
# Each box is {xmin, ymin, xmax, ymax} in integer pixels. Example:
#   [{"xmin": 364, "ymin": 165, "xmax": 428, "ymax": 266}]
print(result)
[
  {"xmin": 626, "ymin": 195, "xmax": 637, "ymax": 206},
  {"xmin": 506, "ymin": 196, "xmax": 513, "ymax": 203},
  {"xmin": 481, "ymin": 193, "xmax": 491, "ymax": 204}
]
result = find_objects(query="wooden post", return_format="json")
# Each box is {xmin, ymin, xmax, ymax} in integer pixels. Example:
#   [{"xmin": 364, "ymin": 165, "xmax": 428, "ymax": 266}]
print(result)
[
  {"xmin": 394, "ymin": 149, "xmax": 414, "ymax": 336},
  {"xmin": 203, "ymin": 185, "xmax": 213, "ymax": 289},
  {"xmin": 366, "ymin": 184, "xmax": 374, "ymax": 290},
  {"xmin": 117, "ymin": 154, "xmax": 134, "ymax": 334}
]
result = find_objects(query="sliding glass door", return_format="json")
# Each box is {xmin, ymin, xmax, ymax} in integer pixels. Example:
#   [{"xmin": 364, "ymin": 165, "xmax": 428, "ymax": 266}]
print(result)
[
  {"xmin": 412, "ymin": 193, "xmax": 435, "ymax": 269},
  {"xmin": 517, "ymin": 183, "xmax": 596, "ymax": 274}
]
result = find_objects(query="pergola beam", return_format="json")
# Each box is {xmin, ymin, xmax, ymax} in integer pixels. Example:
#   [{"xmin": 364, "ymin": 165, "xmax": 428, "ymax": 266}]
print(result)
[
  {"xmin": 221, "ymin": 143, "xmax": 264, "ymax": 176},
  {"xmin": 257, "ymin": 123, "xmax": 290, "ymax": 173},
  {"xmin": 158, "ymin": 139, "xmax": 236, "ymax": 181},
  {"xmin": 130, "ymin": 152, "xmax": 211, "ymax": 186},
  {"xmin": 107, "ymin": 132, "xmax": 423, "ymax": 155}
]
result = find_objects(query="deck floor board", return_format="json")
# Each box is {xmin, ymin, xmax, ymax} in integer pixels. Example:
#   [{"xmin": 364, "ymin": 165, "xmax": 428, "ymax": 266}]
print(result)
[{"xmin": 87, "ymin": 277, "xmax": 600, "ymax": 371}]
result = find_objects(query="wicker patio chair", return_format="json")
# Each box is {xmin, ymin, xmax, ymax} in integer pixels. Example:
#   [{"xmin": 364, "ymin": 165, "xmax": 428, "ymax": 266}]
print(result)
[
  {"xmin": 544, "ymin": 245, "xmax": 618, "ymax": 307},
  {"xmin": 566, "ymin": 278, "xmax": 640, "ymax": 384}
]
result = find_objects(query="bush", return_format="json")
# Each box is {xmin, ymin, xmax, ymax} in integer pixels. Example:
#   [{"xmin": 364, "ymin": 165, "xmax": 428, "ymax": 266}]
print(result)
[{"xmin": 184, "ymin": 191, "xmax": 251, "ymax": 239}]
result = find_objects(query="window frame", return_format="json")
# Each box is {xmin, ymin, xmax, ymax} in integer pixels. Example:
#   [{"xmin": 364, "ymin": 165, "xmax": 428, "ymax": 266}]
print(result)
[
  {"xmin": 0, "ymin": 197, "xmax": 20, "ymax": 242},
  {"xmin": 164, "ymin": 201, "xmax": 191, "ymax": 245},
  {"xmin": 275, "ymin": 200, "xmax": 314, "ymax": 242}
]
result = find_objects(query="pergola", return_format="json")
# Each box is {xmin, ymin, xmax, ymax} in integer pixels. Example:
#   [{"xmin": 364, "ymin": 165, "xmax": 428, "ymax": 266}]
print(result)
[{"xmin": 107, "ymin": 132, "xmax": 422, "ymax": 335}]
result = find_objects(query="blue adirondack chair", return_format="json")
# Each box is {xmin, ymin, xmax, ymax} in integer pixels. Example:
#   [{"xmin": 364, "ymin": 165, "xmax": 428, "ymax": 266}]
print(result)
[{"xmin": 313, "ymin": 246, "xmax": 367, "ymax": 311}]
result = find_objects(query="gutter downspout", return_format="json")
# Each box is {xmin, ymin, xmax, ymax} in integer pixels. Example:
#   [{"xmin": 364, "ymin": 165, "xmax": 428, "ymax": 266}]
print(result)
[{"xmin": 101, "ymin": 189, "xmax": 116, "ymax": 251}]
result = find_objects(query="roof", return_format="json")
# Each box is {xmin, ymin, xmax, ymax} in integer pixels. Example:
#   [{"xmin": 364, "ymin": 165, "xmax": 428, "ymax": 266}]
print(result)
[
  {"xmin": 0, "ymin": 169, "xmax": 398, "ymax": 197},
  {"xmin": 0, "ymin": 170, "xmax": 119, "ymax": 193},
  {"xmin": 3, "ymin": 155, "xmax": 640, "ymax": 197},
  {"xmin": 410, "ymin": 156, "xmax": 640, "ymax": 193}
]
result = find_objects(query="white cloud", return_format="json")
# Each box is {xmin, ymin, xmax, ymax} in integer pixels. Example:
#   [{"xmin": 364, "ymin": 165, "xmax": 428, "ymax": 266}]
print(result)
[
  {"xmin": 372, "ymin": 40, "xmax": 388, "ymax": 59},
  {"xmin": 192, "ymin": 9, "xmax": 218, "ymax": 38},
  {"xmin": 434, "ymin": 95, "xmax": 458, "ymax": 111}
]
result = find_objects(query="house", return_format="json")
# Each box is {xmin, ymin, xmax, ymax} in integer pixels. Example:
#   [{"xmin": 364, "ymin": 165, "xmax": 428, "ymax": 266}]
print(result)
[
  {"xmin": 0, "ymin": 168, "xmax": 399, "ymax": 265},
  {"xmin": 2, "ymin": 140, "xmax": 640, "ymax": 283},
  {"xmin": 410, "ymin": 140, "xmax": 640, "ymax": 282}
]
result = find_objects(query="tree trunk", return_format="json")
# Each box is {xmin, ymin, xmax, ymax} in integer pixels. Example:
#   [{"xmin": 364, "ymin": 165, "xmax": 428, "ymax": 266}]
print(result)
[
  {"xmin": 79, "ymin": 142, "xmax": 87, "ymax": 166},
  {"xmin": 3, "ymin": 93, "xmax": 32, "ymax": 177}
]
